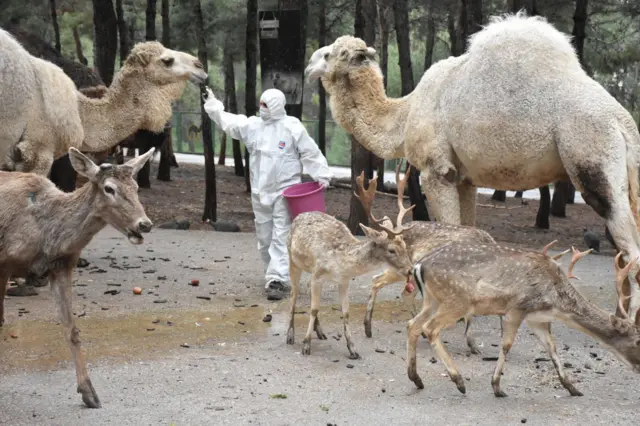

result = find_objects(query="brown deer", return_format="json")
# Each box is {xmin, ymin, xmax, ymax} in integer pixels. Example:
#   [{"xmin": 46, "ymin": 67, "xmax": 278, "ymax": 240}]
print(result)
[
  {"xmin": 407, "ymin": 241, "xmax": 640, "ymax": 397},
  {"xmin": 354, "ymin": 166, "xmax": 496, "ymax": 353},
  {"xmin": 286, "ymin": 206, "xmax": 414, "ymax": 359},
  {"xmin": 0, "ymin": 147, "xmax": 155, "ymax": 408}
]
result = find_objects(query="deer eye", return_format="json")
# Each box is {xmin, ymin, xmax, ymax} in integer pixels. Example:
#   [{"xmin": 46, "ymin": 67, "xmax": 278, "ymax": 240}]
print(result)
[
  {"xmin": 387, "ymin": 248, "xmax": 397, "ymax": 255},
  {"xmin": 324, "ymin": 53, "xmax": 329, "ymax": 60},
  {"xmin": 104, "ymin": 185, "xmax": 116, "ymax": 195},
  {"xmin": 161, "ymin": 57, "xmax": 175, "ymax": 66}
]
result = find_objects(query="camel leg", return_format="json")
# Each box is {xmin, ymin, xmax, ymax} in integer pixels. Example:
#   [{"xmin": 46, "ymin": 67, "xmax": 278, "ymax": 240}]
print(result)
[
  {"xmin": 364, "ymin": 269, "xmax": 404, "ymax": 338},
  {"xmin": 286, "ymin": 261, "xmax": 303, "ymax": 345},
  {"xmin": 458, "ymin": 182, "xmax": 477, "ymax": 227},
  {"xmin": 49, "ymin": 265, "xmax": 101, "ymax": 408},
  {"xmin": 421, "ymin": 166, "xmax": 461, "ymax": 224}
]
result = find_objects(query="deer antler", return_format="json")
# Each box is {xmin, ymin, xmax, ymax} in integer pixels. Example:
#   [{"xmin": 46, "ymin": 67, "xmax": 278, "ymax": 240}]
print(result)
[
  {"xmin": 551, "ymin": 249, "xmax": 571, "ymax": 261},
  {"xmin": 614, "ymin": 252, "xmax": 637, "ymax": 319},
  {"xmin": 541, "ymin": 240, "xmax": 558, "ymax": 256},
  {"xmin": 353, "ymin": 171, "xmax": 400, "ymax": 238},
  {"xmin": 567, "ymin": 246, "xmax": 592, "ymax": 280},
  {"xmin": 395, "ymin": 163, "xmax": 416, "ymax": 228}
]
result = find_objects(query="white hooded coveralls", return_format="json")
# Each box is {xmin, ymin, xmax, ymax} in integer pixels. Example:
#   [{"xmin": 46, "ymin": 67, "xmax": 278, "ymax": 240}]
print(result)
[{"xmin": 204, "ymin": 88, "xmax": 332, "ymax": 286}]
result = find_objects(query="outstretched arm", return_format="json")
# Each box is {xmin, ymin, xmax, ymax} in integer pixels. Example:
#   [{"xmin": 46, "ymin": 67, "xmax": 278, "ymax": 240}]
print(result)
[
  {"xmin": 294, "ymin": 124, "xmax": 332, "ymax": 186},
  {"xmin": 203, "ymin": 88, "xmax": 251, "ymax": 143}
]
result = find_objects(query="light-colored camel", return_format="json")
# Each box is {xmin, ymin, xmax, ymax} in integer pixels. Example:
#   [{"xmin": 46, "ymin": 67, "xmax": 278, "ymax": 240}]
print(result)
[
  {"xmin": 0, "ymin": 147, "xmax": 155, "ymax": 408},
  {"xmin": 0, "ymin": 27, "xmax": 207, "ymax": 176},
  {"xmin": 305, "ymin": 12, "xmax": 640, "ymax": 313}
]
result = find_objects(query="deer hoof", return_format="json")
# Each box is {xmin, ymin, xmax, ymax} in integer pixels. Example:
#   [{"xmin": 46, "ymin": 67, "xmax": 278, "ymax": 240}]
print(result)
[
  {"xmin": 566, "ymin": 384, "xmax": 583, "ymax": 397},
  {"xmin": 78, "ymin": 379, "xmax": 101, "ymax": 408},
  {"xmin": 302, "ymin": 341, "xmax": 311, "ymax": 356},
  {"xmin": 412, "ymin": 375, "xmax": 425, "ymax": 389},
  {"xmin": 494, "ymin": 390, "xmax": 508, "ymax": 398},
  {"xmin": 348, "ymin": 351, "xmax": 360, "ymax": 360},
  {"xmin": 286, "ymin": 328, "xmax": 295, "ymax": 345},
  {"xmin": 452, "ymin": 375, "xmax": 466, "ymax": 394},
  {"xmin": 364, "ymin": 318, "xmax": 373, "ymax": 338}
]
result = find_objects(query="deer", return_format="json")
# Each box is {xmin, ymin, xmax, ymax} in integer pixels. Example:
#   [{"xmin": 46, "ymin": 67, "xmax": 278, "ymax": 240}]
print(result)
[
  {"xmin": 406, "ymin": 240, "xmax": 640, "ymax": 398},
  {"xmin": 0, "ymin": 147, "xmax": 155, "ymax": 408},
  {"xmin": 354, "ymin": 165, "xmax": 497, "ymax": 353},
  {"xmin": 286, "ymin": 203, "xmax": 414, "ymax": 360}
]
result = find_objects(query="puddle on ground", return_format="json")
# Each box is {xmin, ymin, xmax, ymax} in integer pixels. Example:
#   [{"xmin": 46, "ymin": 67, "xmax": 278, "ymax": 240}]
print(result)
[{"xmin": 0, "ymin": 299, "xmax": 412, "ymax": 373}]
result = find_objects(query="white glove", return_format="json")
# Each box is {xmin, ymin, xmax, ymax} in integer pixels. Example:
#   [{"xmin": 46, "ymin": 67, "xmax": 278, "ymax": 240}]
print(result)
[
  {"xmin": 319, "ymin": 179, "xmax": 330, "ymax": 189},
  {"xmin": 203, "ymin": 87, "xmax": 224, "ymax": 113}
]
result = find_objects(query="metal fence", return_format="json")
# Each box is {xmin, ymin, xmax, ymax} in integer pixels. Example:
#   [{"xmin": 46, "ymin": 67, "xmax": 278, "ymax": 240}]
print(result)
[{"xmin": 171, "ymin": 111, "xmax": 402, "ymax": 170}]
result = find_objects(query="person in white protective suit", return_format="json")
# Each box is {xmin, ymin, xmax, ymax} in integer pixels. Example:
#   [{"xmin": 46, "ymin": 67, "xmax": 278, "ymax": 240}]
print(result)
[{"xmin": 203, "ymin": 87, "xmax": 332, "ymax": 301}]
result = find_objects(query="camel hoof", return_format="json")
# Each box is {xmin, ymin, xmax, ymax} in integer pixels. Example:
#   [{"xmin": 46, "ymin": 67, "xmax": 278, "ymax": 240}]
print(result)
[
  {"xmin": 286, "ymin": 328, "xmax": 295, "ymax": 345},
  {"xmin": 6, "ymin": 285, "xmax": 38, "ymax": 297},
  {"xmin": 78, "ymin": 380, "xmax": 101, "ymax": 408}
]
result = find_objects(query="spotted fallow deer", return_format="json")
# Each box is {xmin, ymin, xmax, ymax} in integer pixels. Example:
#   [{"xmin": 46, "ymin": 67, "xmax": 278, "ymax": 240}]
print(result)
[
  {"xmin": 0, "ymin": 147, "xmax": 155, "ymax": 408},
  {"xmin": 407, "ymin": 241, "xmax": 640, "ymax": 397},
  {"xmin": 286, "ymin": 206, "xmax": 414, "ymax": 359}
]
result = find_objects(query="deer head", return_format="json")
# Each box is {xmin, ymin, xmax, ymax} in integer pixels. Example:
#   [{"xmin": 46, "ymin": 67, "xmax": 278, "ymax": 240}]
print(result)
[{"xmin": 68, "ymin": 147, "xmax": 154, "ymax": 244}]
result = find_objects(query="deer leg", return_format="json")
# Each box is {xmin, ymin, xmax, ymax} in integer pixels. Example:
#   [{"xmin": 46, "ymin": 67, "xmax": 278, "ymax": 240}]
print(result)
[
  {"xmin": 491, "ymin": 311, "xmax": 525, "ymax": 397},
  {"xmin": 457, "ymin": 181, "xmax": 477, "ymax": 227},
  {"xmin": 365, "ymin": 269, "xmax": 403, "ymax": 338},
  {"xmin": 0, "ymin": 272, "xmax": 8, "ymax": 326},
  {"xmin": 422, "ymin": 305, "xmax": 468, "ymax": 394},
  {"xmin": 49, "ymin": 266, "xmax": 100, "ymax": 408},
  {"xmin": 463, "ymin": 316, "xmax": 482, "ymax": 355},
  {"xmin": 527, "ymin": 320, "xmax": 583, "ymax": 396},
  {"xmin": 286, "ymin": 262, "xmax": 302, "ymax": 346},
  {"xmin": 406, "ymin": 304, "xmax": 433, "ymax": 390},
  {"xmin": 302, "ymin": 272, "xmax": 325, "ymax": 355},
  {"xmin": 339, "ymin": 279, "xmax": 359, "ymax": 359}
]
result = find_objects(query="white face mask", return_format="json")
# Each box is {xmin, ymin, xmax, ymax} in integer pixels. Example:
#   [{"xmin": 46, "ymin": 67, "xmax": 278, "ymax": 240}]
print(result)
[{"xmin": 259, "ymin": 106, "xmax": 270, "ymax": 120}]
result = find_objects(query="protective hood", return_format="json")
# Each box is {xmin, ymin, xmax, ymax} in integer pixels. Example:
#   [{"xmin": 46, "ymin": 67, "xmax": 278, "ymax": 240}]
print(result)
[{"xmin": 260, "ymin": 89, "xmax": 287, "ymax": 121}]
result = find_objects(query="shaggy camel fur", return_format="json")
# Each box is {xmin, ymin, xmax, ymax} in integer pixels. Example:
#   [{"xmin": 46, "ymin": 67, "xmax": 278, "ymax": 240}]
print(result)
[
  {"xmin": 0, "ymin": 28, "xmax": 207, "ymax": 176},
  {"xmin": 0, "ymin": 147, "xmax": 155, "ymax": 408},
  {"xmin": 306, "ymin": 12, "xmax": 640, "ymax": 314}
]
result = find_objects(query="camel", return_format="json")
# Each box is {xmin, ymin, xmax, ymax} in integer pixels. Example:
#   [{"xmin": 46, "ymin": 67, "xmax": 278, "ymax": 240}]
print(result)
[
  {"xmin": 0, "ymin": 27, "xmax": 207, "ymax": 176},
  {"xmin": 305, "ymin": 12, "xmax": 640, "ymax": 314}
]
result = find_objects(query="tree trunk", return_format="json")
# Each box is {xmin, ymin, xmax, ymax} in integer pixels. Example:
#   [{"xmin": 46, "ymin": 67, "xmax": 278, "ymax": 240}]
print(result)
[
  {"xmin": 492, "ymin": 190, "xmax": 506, "ymax": 202},
  {"xmin": 194, "ymin": 0, "xmax": 216, "ymax": 222},
  {"xmin": 393, "ymin": 0, "xmax": 429, "ymax": 221},
  {"xmin": 157, "ymin": 125, "xmax": 172, "ymax": 181},
  {"xmin": 535, "ymin": 185, "xmax": 550, "ymax": 229},
  {"xmin": 348, "ymin": 0, "xmax": 378, "ymax": 233},
  {"xmin": 72, "ymin": 26, "xmax": 88, "ymax": 65},
  {"xmin": 145, "ymin": 0, "xmax": 157, "ymax": 41},
  {"xmin": 218, "ymin": 134, "xmax": 227, "ymax": 165},
  {"xmin": 116, "ymin": 0, "xmax": 128, "ymax": 66},
  {"xmin": 92, "ymin": 0, "xmax": 118, "ymax": 86},
  {"xmin": 222, "ymin": 42, "xmax": 242, "ymax": 174},
  {"xmin": 458, "ymin": 0, "xmax": 483, "ymax": 54},
  {"xmin": 447, "ymin": 5, "xmax": 458, "ymax": 56},
  {"xmin": 378, "ymin": 1, "xmax": 391, "ymax": 87},
  {"xmin": 317, "ymin": 0, "xmax": 327, "ymax": 155},
  {"xmin": 161, "ymin": 0, "xmax": 170, "ymax": 47},
  {"xmin": 424, "ymin": 0, "xmax": 435, "ymax": 71},
  {"xmin": 393, "ymin": 0, "xmax": 414, "ymax": 94},
  {"xmin": 49, "ymin": 0, "xmax": 61, "ymax": 53},
  {"xmin": 244, "ymin": 0, "xmax": 258, "ymax": 192}
]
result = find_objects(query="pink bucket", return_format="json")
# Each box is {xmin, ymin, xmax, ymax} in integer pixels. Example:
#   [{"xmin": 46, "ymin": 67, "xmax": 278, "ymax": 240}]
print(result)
[{"xmin": 282, "ymin": 181, "xmax": 326, "ymax": 220}]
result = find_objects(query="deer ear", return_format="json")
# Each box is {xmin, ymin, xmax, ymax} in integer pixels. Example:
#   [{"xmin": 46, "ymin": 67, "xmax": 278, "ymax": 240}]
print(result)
[
  {"xmin": 124, "ymin": 148, "xmax": 156, "ymax": 176},
  {"xmin": 68, "ymin": 148, "xmax": 100, "ymax": 181},
  {"xmin": 359, "ymin": 224, "xmax": 382, "ymax": 240}
]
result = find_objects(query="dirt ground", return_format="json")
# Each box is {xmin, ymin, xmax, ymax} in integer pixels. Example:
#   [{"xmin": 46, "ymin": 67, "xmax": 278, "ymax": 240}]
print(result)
[{"xmin": 141, "ymin": 162, "xmax": 611, "ymax": 254}]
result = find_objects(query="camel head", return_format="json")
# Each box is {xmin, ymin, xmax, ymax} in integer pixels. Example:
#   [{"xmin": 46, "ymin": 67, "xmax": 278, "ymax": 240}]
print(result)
[
  {"xmin": 305, "ymin": 36, "xmax": 377, "ymax": 84},
  {"xmin": 68, "ymin": 147, "xmax": 155, "ymax": 245},
  {"xmin": 124, "ymin": 41, "xmax": 208, "ymax": 86}
]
